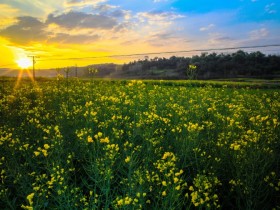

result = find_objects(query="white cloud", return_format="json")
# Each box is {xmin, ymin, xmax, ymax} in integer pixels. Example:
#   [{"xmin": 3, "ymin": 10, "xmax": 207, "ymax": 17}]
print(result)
[
  {"xmin": 153, "ymin": 0, "xmax": 168, "ymax": 2},
  {"xmin": 200, "ymin": 24, "xmax": 215, "ymax": 32},
  {"xmin": 249, "ymin": 28, "xmax": 269, "ymax": 39},
  {"xmin": 265, "ymin": 3, "xmax": 277, "ymax": 14},
  {"xmin": 93, "ymin": 5, "xmax": 132, "ymax": 20},
  {"xmin": 137, "ymin": 11, "xmax": 185, "ymax": 25},
  {"xmin": 66, "ymin": 0, "xmax": 107, "ymax": 6},
  {"xmin": 94, "ymin": 4, "xmax": 119, "ymax": 12}
]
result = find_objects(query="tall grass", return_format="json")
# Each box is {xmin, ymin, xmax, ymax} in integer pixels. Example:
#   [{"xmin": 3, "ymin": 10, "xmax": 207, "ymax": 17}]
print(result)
[{"xmin": 0, "ymin": 78, "xmax": 279, "ymax": 209}]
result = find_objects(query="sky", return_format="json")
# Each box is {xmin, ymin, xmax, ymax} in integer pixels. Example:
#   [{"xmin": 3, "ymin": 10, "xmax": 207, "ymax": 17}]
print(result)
[{"xmin": 0, "ymin": 0, "xmax": 280, "ymax": 69}]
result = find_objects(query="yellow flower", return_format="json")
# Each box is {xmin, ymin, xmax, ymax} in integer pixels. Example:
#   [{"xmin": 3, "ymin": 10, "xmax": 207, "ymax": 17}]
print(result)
[
  {"xmin": 43, "ymin": 144, "xmax": 50, "ymax": 150},
  {"xmin": 124, "ymin": 197, "xmax": 132, "ymax": 205},
  {"xmin": 125, "ymin": 156, "xmax": 130, "ymax": 163},
  {"xmin": 33, "ymin": 186, "xmax": 40, "ymax": 191},
  {"xmin": 100, "ymin": 137, "xmax": 109, "ymax": 143},
  {"xmin": 21, "ymin": 205, "xmax": 33, "ymax": 210},
  {"xmin": 162, "ymin": 152, "xmax": 173, "ymax": 160},
  {"xmin": 174, "ymin": 177, "xmax": 179, "ymax": 183},
  {"xmin": 23, "ymin": 144, "xmax": 29, "ymax": 149},
  {"xmin": 27, "ymin": 193, "xmax": 35, "ymax": 205},
  {"xmin": 98, "ymin": 132, "xmax": 103, "ymax": 138},
  {"xmin": 34, "ymin": 151, "xmax": 40, "ymax": 156},
  {"xmin": 175, "ymin": 185, "xmax": 180, "ymax": 190},
  {"xmin": 117, "ymin": 199, "xmax": 123, "ymax": 206},
  {"xmin": 87, "ymin": 136, "xmax": 93, "ymax": 143},
  {"xmin": 230, "ymin": 143, "xmax": 240, "ymax": 151},
  {"xmin": 162, "ymin": 191, "xmax": 167, "ymax": 196},
  {"xmin": 41, "ymin": 149, "xmax": 48, "ymax": 157}
]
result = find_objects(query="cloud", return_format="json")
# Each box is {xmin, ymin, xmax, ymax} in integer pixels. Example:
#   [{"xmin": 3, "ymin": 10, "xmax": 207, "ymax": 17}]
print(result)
[
  {"xmin": 93, "ymin": 5, "xmax": 131, "ymax": 20},
  {"xmin": 94, "ymin": 4, "xmax": 119, "ymax": 12},
  {"xmin": 114, "ymin": 22, "xmax": 134, "ymax": 32},
  {"xmin": 66, "ymin": 0, "xmax": 107, "ymax": 6},
  {"xmin": 200, "ymin": 24, "xmax": 215, "ymax": 31},
  {"xmin": 0, "ymin": 3, "xmax": 19, "ymax": 17},
  {"xmin": 137, "ymin": 10, "xmax": 185, "ymax": 24},
  {"xmin": 0, "ymin": 14, "xmax": 105, "ymax": 45},
  {"xmin": 0, "ymin": 4, "xmax": 19, "ymax": 29},
  {"xmin": 0, "ymin": 16, "xmax": 48, "ymax": 44},
  {"xmin": 110, "ymin": 9, "xmax": 129, "ymax": 18},
  {"xmin": 249, "ymin": 28, "xmax": 269, "ymax": 39},
  {"xmin": 0, "ymin": 1, "xmax": 66, "ymax": 20},
  {"xmin": 144, "ymin": 31, "xmax": 187, "ymax": 47},
  {"xmin": 153, "ymin": 0, "xmax": 168, "ymax": 2},
  {"xmin": 46, "ymin": 11, "xmax": 118, "ymax": 29},
  {"xmin": 265, "ymin": 3, "xmax": 277, "ymax": 14},
  {"xmin": 152, "ymin": 32, "xmax": 174, "ymax": 39},
  {"xmin": 207, "ymin": 32, "xmax": 235, "ymax": 45},
  {"xmin": 49, "ymin": 33, "xmax": 100, "ymax": 44}
]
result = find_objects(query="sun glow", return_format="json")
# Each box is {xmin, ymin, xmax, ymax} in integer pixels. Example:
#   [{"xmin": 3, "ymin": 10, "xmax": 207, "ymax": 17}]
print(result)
[{"xmin": 16, "ymin": 57, "xmax": 32, "ymax": 68}]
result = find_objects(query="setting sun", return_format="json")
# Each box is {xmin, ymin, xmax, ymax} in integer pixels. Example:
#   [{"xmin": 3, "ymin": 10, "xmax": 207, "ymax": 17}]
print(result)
[{"xmin": 16, "ymin": 57, "xmax": 32, "ymax": 69}]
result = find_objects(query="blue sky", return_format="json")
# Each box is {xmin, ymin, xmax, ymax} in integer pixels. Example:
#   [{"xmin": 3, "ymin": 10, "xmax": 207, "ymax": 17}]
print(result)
[{"xmin": 0, "ymin": 0, "xmax": 279, "ymax": 68}]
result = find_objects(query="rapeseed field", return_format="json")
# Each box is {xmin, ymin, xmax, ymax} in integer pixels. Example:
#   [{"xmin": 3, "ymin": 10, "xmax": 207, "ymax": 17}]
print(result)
[{"xmin": 0, "ymin": 78, "xmax": 279, "ymax": 209}]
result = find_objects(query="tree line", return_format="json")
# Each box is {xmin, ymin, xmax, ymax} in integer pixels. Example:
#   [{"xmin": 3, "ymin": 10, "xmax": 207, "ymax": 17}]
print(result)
[{"xmin": 122, "ymin": 50, "xmax": 280, "ymax": 79}]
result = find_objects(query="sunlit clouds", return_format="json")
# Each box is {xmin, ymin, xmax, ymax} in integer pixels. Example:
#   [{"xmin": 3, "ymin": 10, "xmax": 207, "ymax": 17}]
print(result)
[{"xmin": 0, "ymin": 0, "xmax": 279, "ymax": 69}]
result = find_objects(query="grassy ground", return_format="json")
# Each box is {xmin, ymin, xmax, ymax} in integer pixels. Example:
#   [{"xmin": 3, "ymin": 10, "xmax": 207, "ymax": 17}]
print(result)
[{"xmin": 0, "ymin": 78, "xmax": 279, "ymax": 209}]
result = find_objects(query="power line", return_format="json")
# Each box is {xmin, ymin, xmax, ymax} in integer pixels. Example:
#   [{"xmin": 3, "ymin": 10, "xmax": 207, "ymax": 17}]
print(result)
[{"xmin": 37, "ymin": 44, "xmax": 280, "ymax": 62}]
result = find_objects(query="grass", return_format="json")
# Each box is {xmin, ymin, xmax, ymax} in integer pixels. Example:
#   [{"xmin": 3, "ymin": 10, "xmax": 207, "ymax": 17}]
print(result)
[{"xmin": 0, "ymin": 77, "xmax": 279, "ymax": 209}]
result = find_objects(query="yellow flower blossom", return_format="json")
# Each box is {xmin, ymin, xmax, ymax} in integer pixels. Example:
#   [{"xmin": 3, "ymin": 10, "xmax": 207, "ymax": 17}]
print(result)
[
  {"xmin": 100, "ymin": 137, "xmax": 109, "ymax": 143},
  {"xmin": 43, "ymin": 144, "xmax": 50, "ymax": 150},
  {"xmin": 41, "ymin": 149, "xmax": 48, "ymax": 157},
  {"xmin": 125, "ymin": 156, "xmax": 130, "ymax": 163},
  {"xmin": 98, "ymin": 132, "xmax": 102, "ymax": 138},
  {"xmin": 230, "ymin": 143, "xmax": 240, "ymax": 151},
  {"xmin": 87, "ymin": 136, "xmax": 93, "ymax": 143},
  {"xmin": 27, "ymin": 193, "xmax": 35, "ymax": 205},
  {"xmin": 34, "ymin": 151, "xmax": 40, "ymax": 156}
]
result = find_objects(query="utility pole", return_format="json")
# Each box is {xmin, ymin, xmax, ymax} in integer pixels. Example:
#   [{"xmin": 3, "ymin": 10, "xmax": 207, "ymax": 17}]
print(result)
[
  {"xmin": 28, "ymin": 56, "xmax": 38, "ymax": 80},
  {"xmin": 28, "ymin": 55, "xmax": 36, "ymax": 80}
]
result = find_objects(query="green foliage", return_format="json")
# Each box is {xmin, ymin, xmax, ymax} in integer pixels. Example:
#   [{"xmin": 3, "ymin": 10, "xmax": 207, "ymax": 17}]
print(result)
[
  {"xmin": 122, "ymin": 50, "xmax": 280, "ymax": 79},
  {"xmin": 0, "ymin": 78, "xmax": 280, "ymax": 209},
  {"xmin": 186, "ymin": 64, "xmax": 198, "ymax": 80}
]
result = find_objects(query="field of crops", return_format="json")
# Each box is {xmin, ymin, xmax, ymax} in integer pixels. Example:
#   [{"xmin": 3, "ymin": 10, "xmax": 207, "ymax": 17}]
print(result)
[{"xmin": 0, "ymin": 78, "xmax": 280, "ymax": 209}]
